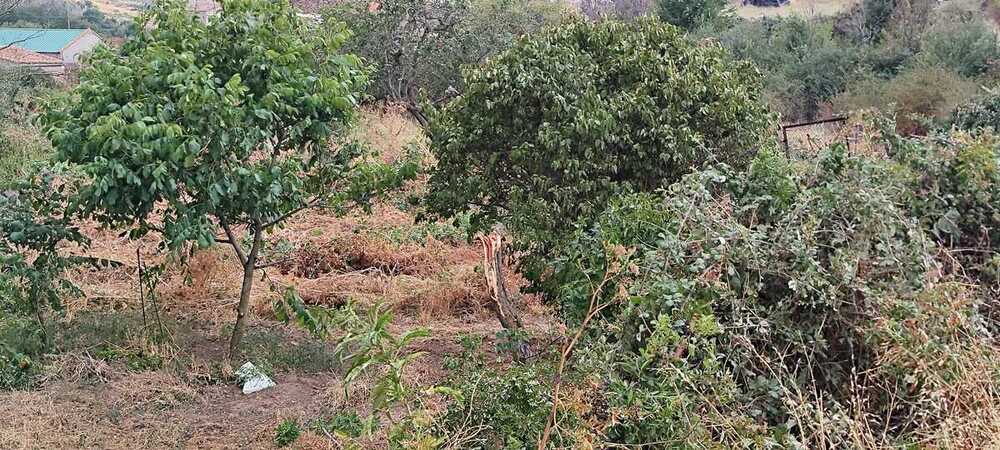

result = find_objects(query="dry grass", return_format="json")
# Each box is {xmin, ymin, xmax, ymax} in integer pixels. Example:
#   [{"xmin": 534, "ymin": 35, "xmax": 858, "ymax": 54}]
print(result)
[{"xmin": 735, "ymin": 0, "xmax": 858, "ymax": 19}]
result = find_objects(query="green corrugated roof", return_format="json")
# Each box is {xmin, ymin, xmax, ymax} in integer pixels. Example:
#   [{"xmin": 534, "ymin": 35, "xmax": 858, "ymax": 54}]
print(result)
[{"xmin": 0, "ymin": 28, "xmax": 88, "ymax": 53}]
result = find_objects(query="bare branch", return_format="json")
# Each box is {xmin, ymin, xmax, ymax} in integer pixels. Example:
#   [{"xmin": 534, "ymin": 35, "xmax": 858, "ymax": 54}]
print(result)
[{"xmin": 219, "ymin": 218, "xmax": 248, "ymax": 266}]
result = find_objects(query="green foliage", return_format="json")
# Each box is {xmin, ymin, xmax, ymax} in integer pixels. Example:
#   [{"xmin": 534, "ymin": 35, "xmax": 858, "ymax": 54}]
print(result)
[
  {"xmin": 919, "ymin": 16, "xmax": 999, "ymax": 78},
  {"xmin": 41, "ymin": 0, "xmax": 365, "ymax": 250},
  {"xmin": 274, "ymin": 418, "xmax": 302, "ymax": 447},
  {"xmin": 716, "ymin": 17, "xmax": 862, "ymax": 121},
  {"xmin": 887, "ymin": 127, "xmax": 1000, "ymax": 292},
  {"xmin": 953, "ymin": 87, "xmax": 1000, "ymax": 132},
  {"xmin": 39, "ymin": 0, "xmax": 421, "ymax": 355},
  {"xmin": 439, "ymin": 364, "xmax": 567, "ymax": 449},
  {"xmin": 0, "ymin": 173, "xmax": 87, "ymax": 323},
  {"xmin": 833, "ymin": 64, "xmax": 978, "ymax": 135},
  {"xmin": 656, "ymin": 0, "xmax": 731, "ymax": 31},
  {"xmin": 0, "ymin": 65, "xmax": 53, "ymax": 123},
  {"xmin": 426, "ymin": 19, "xmax": 773, "ymax": 266},
  {"xmin": 0, "ymin": 127, "xmax": 52, "ymax": 190},
  {"xmin": 542, "ymin": 143, "xmax": 982, "ymax": 445},
  {"xmin": 313, "ymin": 411, "xmax": 364, "ymax": 438},
  {"xmin": 276, "ymin": 298, "xmax": 434, "ymax": 444},
  {"xmin": 327, "ymin": 0, "xmax": 569, "ymax": 122},
  {"xmin": 0, "ymin": 316, "xmax": 47, "ymax": 390}
]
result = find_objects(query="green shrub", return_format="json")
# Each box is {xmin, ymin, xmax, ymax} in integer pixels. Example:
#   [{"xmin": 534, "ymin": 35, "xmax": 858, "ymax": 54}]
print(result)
[
  {"xmin": 0, "ymin": 316, "xmax": 47, "ymax": 390},
  {"xmin": 39, "ymin": 0, "xmax": 414, "ymax": 358},
  {"xmin": 426, "ymin": 19, "xmax": 773, "ymax": 271},
  {"xmin": 920, "ymin": 16, "xmax": 999, "ymax": 78},
  {"xmin": 0, "ymin": 173, "xmax": 87, "ymax": 325},
  {"xmin": 887, "ymin": 127, "xmax": 1000, "ymax": 293},
  {"xmin": 542, "ymin": 143, "xmax": 994, "ymax": 446},
  {"xmin": 328, "ymin": 0, "xmax": 569, "ymax": 123},
  {"xmin": 440, "ymin": 364, "xmax": 571, "ymax": 448},
  {"xmin": 833, "ymin": 65, "xmax": 978, "ymax": 135},
  {"xmin": 952, "ymin": 87, "xmax": 1000, "ymax": 132},
  {"xmin": 0, "ymin": 127, "xmax": 52, "ymax": 189}
]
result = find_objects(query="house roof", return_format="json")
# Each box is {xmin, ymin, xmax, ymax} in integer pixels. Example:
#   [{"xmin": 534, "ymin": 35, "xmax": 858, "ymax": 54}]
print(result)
[
  {"xmin": 0, "ymin": 28, "xmax": 92, "ymax": 53},
  {"xmin": 0, "ymin": 45, "xmax": 63, "ymax": 65}
]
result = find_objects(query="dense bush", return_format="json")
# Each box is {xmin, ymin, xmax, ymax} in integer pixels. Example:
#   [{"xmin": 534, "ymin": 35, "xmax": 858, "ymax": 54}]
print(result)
[
  {"xmin": 0, "ymin": 316, "xmax": 46, "ymax": 390},
  {"xmin": 39, "ymin": 0, "xmax": 409, "ymax": 357},
  {"xmin": 0, "ymin": 174, "xmax": 87, "ymax": 323},
  {"xmin": 440, "ymin": 364, "xmax": 564, "ymax": 448},
  {"xmin": 952, "ymin": 87, "xmax": 1000, "ymax": 132},
  {"xmin": 887, "ymin": 126, "xmax": 1000, "ymax": 293},
  {"xmin": 542, "ymin": 141, "xmax": 996, "ymax": 446},
  {"xmin": 426, "ymin": 19, "xmax": 773, "ymax": 266}
]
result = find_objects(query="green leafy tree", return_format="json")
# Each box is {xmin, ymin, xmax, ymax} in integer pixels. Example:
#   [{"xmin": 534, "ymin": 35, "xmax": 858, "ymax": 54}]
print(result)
[
  {"xmin": 424, "ymin": 19, "xmax": 772, "ymax": 275},
  {"xmin": 656, "ymin": 0, "xmax": 731, "ymax": 31},
  {"xmin": 40, "ymin": 0, "xmax": 413, "ymax": 358}
]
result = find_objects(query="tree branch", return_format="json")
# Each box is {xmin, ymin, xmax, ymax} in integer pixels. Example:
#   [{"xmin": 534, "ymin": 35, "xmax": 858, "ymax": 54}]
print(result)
[
  {"xmin": 260, "ymin": 197, "xmax": 322, "ymax": 231},
  {"xmin": 219, "ymin": 218, "xmax": 247, "ymax": 266}
]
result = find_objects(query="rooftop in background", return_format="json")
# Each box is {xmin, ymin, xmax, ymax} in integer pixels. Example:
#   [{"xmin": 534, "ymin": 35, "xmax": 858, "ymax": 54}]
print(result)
[
  {"xmin": 0, "ymin": 46, "xmax": 63, "ymax": 65},
  {"xmin": 0, "ymin": 28, "xmax": 92, "ymax": 53}
]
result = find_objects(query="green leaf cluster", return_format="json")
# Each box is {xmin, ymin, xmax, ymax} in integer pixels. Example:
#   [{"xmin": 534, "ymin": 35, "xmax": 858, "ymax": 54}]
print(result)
[{"xmin": 41, "ymin": 0, "xmax": 367, "ymax": 250}]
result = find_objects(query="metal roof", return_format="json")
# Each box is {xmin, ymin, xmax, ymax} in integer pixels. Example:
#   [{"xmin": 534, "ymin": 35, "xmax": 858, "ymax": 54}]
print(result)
[{"xmin": 0, "ymin": 28, "xmax": 90, "ymax": 53}]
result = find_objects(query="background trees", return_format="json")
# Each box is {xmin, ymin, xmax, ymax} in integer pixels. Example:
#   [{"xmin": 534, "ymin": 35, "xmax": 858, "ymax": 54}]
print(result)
[
  {"xmin": 40, "ymin": 0, "xmax": 410, "ymax": 357},
  {"xmin": 655, "ymin": 0, "xmax": 731, "ymax": 30},
  {"xmin": 327, "ymin": 0, "xmax": 569, "ymax": 125}
]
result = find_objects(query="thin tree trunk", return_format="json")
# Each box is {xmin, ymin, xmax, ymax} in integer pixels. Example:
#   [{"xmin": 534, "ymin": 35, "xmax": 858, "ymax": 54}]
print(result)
[{"xmin": 228, "ymin": 223, "xmax": 262, "ymax": 360}]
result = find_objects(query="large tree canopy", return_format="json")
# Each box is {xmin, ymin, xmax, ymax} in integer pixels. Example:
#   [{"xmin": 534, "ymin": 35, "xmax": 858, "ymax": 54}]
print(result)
[{"xmin": 424, "ymin": 19, "xmax": 773, "ymax": 263}]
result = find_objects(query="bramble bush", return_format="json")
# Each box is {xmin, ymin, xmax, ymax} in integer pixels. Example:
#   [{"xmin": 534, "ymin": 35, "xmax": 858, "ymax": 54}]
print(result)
[
  {"xmin": 425, "ymin": 19, "xmax": 773, "ymax": 274},
  {"xmin": 883, "ymin": 123, "xmax": 1000, "ymax": 295},
  {"xmin": 531, "ymin": 132, "xmax": 999, "ymax": 446}
]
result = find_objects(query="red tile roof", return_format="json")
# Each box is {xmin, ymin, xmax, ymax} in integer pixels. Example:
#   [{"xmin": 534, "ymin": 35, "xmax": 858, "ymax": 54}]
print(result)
[{"xmin": 0, "ymin": 45, "xmax": 62, "ymax": 65}]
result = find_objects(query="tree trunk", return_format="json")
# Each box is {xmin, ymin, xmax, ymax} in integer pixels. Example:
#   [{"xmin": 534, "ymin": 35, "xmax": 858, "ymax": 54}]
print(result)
[
  {"xmin": 479, "ymin": 232, "xmax": 522, "ymax": 330},
  {"xmin": 228, "ymin": 224, "xmax": 262, "ymax": 360}
]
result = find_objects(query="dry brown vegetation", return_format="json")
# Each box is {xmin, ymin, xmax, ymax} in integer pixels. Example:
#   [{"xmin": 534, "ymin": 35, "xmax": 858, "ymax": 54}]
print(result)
[{"xmin": 0, "ymin": 106, "xmax": 556, "ymax": 449}]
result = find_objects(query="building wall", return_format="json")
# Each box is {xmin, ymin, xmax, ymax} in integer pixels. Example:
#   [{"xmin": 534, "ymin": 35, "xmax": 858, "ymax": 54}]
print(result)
[{"xmin": 60, "ymin": 31, "xmax": 102, "ymax": 66}]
